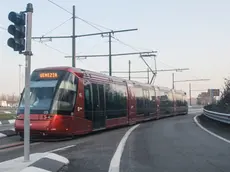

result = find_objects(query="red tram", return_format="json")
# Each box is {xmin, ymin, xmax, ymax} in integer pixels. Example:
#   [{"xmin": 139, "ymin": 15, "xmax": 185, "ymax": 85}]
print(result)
[{"xmin": 15, "ymin": 66, "xmax": 188, "ymax": 138}]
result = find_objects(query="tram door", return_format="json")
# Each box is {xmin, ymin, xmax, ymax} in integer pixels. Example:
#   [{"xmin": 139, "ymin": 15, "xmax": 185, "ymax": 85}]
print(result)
[{"xmin": 92, "ymin": 83, "xmax": 106, "ymax": 130}]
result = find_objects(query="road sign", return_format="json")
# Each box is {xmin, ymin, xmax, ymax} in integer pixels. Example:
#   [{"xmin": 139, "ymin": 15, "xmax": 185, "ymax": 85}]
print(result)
[{"xmin": 208, "ymin": 89, "xmax": 220, "ymax": 96}]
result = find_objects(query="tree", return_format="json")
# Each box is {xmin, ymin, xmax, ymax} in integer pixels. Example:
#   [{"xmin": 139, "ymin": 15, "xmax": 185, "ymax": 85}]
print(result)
[
  {"xmin": 197, "ymin": 98, "xmax": 201, "ymax": 105},
  {"xmin": 219, "ymin": 77, "xmax": 230, "ymax": 106}
]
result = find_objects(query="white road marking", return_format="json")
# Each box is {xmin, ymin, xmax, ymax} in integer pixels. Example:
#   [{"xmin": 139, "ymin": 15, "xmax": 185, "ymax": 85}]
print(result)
[
  {"xmin": 0, "ymin": 133, "xmax": 6, "ymax": 138},
  {"xmin": 8, "ymin": 119, "xmax": 15, "ymax": 124},
  {"xmin": 20, "ymin": 166, "xmax": 50, "ymax": 172},
  {"xmin": 49, "ymin": 145, "xmax": 76, "ymax": 153},
  {"xmin": 44, "ymin": 152, "xmax": 69, "ymax": 164},
  {"xmin": 108, "ymin": 124, "xmax": 140, "ymax": 172},
  {"xmin": 194, "ymin": 115, "xmax": 230, "ymax": 144}
]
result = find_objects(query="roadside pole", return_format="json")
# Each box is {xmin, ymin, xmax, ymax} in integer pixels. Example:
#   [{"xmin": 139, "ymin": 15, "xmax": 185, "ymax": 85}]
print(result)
[
  {"xmin": 6, "ymin": 2, "xmax": 33, "ymax": 161},
  {"xmin": 24, "ymin": 3, "xmax": 33, "ymax": 161}
]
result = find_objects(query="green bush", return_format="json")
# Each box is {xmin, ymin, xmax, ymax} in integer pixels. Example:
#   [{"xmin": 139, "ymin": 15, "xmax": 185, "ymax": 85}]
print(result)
[
  {"xmin": 0, "ymin": 114, "xmax": 16, "ymax": 120},
  {"xmin": 204, "ymin": 78, "xmax": 230, "ymax": 114}
]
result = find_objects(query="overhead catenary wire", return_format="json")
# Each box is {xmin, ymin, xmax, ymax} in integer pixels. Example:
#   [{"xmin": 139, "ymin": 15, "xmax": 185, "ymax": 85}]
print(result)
[
  {"xmin": 47, "ymin": 0, "xmax": 111, "ymax": 32},
  {"xmin": 112, "ymin": 36, "xmax": 140, "ymax": 51},
  {"xmin": 46, "ymin": 0, "xmax": 155, "ymax": 55},
  {"xmin": 43, "ymin": 42, "xmax": 69, "ymax": 55},
  {"xmin": 47, "ymin": 0, "xmax": 72, "ymax": 15},
  {"xmin": 42, "ymin": 17, "xmax": 72, "ymax": 37},
  {"xmin": 45, "ymin": 0, "xmax": 175, "ymax": 75},
  {"xmin": 33, "ymin": 40, "xmax": 69, "ymax": 55}
]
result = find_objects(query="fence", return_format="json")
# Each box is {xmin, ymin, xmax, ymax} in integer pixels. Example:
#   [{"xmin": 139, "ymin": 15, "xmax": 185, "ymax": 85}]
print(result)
[{"xmin": 203, "ymin": 108, "xmax": 230, "ymax": 124}]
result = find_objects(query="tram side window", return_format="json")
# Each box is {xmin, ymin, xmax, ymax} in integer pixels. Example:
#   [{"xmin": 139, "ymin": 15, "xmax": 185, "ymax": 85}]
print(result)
[
  {"xmin": 105, "ymin": 83, "xmax": 127, "ymax": 119},
  {"xmin": 84, "ymin": 84, "xmax": 92, "ymax": 120},
  {"xmin": 182, "ymin": 94, "xmax": 187, "ymax": 106},
  {"xmin": 178, "ymin": 94, "xmax": 183, "ymax": 106},
  {"xmin": 92, "ymin": 84, "xmax": 99, "ymax": 111},
  {"xmin": 52, "ymin": 73, "xmax": 78, "ymax": 115},
  {"xmin": 149, "ymin": 89, "xmax": 157, "ymax": 108},
  {"xmin": 134, "ymin": 87, "xmax": 144, "ymax": 115},
  {"xmin": 175, "ymin": 93, "xmax": 180, "ymax": 106},
  {"xmin": 143, "ymin": 89, "xmax": 150, "ymax": 109},
  {"xmin": 167, "ymin": 92, "xmax": 174, "ymax": 106},
  {"xmin": 180, "ymin": 94, "xmax": 183, "ymax": 106},
  {"xmin": 160, "ymin": 94, "xmax": 168, "ymax": 105}
]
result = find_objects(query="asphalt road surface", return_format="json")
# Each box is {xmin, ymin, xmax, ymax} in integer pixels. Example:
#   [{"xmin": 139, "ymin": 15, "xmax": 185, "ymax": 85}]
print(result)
[
  {"xmin": 0, "ymin": 111, "xmax": 230, "ymax": 172},
  {"xmin": 198, "ymin": 114, "xmax": 230, "ymax": 141},
  {"xmin": 0, "ymin": 123, "xmax": 14, "ymax": 131},
  {"xmin": 120, "ymin": 114, "xmax": 230, "ymax": 172}
]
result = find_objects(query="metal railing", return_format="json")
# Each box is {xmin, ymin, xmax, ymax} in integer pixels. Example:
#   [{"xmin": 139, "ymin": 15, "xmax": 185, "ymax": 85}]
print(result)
[{"xmin": 203, "ymin": 108, "xmax": 230, "ymax": 124}]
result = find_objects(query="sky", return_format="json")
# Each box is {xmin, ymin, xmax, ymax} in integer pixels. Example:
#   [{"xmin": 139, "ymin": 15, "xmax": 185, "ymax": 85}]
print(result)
[{"xmin": 0, "ymin": 0, "xmax": 230, "ymax": 98}]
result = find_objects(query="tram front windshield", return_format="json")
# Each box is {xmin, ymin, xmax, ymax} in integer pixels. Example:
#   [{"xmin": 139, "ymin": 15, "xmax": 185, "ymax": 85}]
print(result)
[
  {"xmin": 19, "ymin": 80, "xmax": 57, "ymax": 111},
  {"xmin": 18, "ymin": 70, "xmax": 78, "ymax": 115}
]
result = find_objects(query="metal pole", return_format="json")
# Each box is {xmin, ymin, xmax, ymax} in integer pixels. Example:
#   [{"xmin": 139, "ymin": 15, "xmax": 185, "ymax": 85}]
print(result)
[
  {"xmin": 72, "ymin": 5, "xmax": 76, "ymax": 67},
  {"xmin": 24, "ymin": 3, "xmax": 33, "ymax": 162},
  {"xmin": 154, "ymin": 55, "xmax": 157, "ymax": 73},
  {"xmin": 109, "ymin": 32, "xmax": 112, "ymax": 76},
  {"xmin": 172, "ymin": 73, "xmax": 174, "ymax": 89},
  {"xmin": 19, "ymin": 64, "xmax": 22, "ymax": 96},
  {"xmin": 189, "ymin": 83, "xmax": 192, "ymax": 106},
  {"xmin": 209, "ymin": 89, "xmax": 213, "ymax": 104},
  {"xmin": 128, "ymin": 60, "xmax": 131, "ymax": 80},
  {"xmin": 147, "ymin": 68, "xmax": 149, "ymax": 84}
]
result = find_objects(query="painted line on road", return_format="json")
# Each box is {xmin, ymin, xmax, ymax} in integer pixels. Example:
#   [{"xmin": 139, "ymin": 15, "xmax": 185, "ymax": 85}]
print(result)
[
  {"xmin": 0, "ymin": 133, "xmax": 6, "ymax": 138},
  {"xmin": 8, "ymin": 119, "xmax": 15, "ymax": 124},
  {"xmin": 49, "ymin": 145, "xmax": 76, "ymax": 153},
  {"xmin": 108, "ymin": 124, "xmax": 140, "ymax": 172},
  {"xmin": 0, "ymin": 142, "xmax": 41, "ymax": 153},
  {"xmin": 194, "ymin": 114, "xmax": 230, "ymax": 144},
  {"xmin": 0, "ymin": 129, "xmax": 16, "ymax": 138},
  {"xmin": 20, "ymin": 166, "xmax": 49, "ymax": 172}
]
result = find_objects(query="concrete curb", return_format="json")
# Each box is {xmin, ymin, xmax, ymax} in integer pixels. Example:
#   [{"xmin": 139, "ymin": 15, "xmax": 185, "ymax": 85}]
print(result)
[
  {"xmin": 0, "ymin": 152, "xmax": 69, "ymax": 172},
  {"xmin": 20, "ymin": 153, "xmax": 69, "ymax": 172},
  {"xmin": 0, "ymin": 129, "xmax": 16, "ymax": 138},
  {"xmin": 0, "ymin": 119, "xmax": 16, "ymax": 138}
]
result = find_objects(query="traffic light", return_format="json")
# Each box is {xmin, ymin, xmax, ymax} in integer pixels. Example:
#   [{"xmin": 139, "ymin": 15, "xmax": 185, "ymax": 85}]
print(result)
[{"xmin": 7, "ymin": 11, "xmax": 26, "ymax": 52}]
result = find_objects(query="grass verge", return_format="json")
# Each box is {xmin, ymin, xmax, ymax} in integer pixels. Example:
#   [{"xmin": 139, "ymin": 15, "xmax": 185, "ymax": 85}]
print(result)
[{"xmin": 0, "ymin": 114, "xmax": 16, "ymax": 120}]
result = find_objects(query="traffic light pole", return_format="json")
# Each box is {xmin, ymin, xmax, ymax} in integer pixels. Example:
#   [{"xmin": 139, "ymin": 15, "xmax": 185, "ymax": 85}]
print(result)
[{"xmin": 23, "ymin": 3, "xmax": 33, "ymax": 162}]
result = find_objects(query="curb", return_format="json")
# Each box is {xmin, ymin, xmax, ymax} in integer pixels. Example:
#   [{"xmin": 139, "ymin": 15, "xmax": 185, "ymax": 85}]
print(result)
[
  {"xmin": 0, "ymin": 129, "xmax": 16, "ymax": 138},
  {"xmin": 20, "ymin": 153, "xmax": 69, "ymax": 172},
  {"xmin": 0, "ymin": 119, "xmax": 16, "ymax": 138},
  {"xmin": 0, "ymin": 152, "xmax": 69, "ymax": 172}
]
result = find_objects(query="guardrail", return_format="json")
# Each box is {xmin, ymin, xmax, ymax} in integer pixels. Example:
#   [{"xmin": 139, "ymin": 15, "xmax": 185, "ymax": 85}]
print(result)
[{"xmin": 203, "ymin": 108, "xmax": 230, "ymax": 124}]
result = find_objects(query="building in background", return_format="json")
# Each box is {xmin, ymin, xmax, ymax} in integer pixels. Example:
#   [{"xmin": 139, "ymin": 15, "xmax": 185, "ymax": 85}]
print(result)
[
  {"xmin": 0, "ymin": 94, "xmax": 20, "ymax": 107},
  {"xmin": 0, "ymin": 100, "xmax": 7, "ymax": 107},
  {"xmin": 197, "ymin": 90, "xmax": 219, "ymax": 105}
]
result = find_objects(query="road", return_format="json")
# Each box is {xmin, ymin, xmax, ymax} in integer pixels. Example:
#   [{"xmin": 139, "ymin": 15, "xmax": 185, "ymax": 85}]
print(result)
[
  {"xmin": 0, "ymin": 123, "xmax": 14, "ymax": 131},
  {"xmin": 0, "ymin": 110, "xmax": 230, "ymax": 172},
  {"xmin": 120, "ymin": 114, "xmax": 230, "ymax": 172}
]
